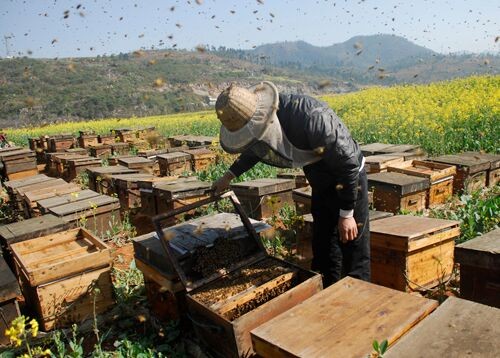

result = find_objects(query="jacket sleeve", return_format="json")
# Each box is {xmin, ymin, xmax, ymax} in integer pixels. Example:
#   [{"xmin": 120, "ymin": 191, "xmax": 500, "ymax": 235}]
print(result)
[
  {"xmin": 228, "ymin": 150, "xmax": 261, "ymax": 178},
  {"xmin": 306, "ymin": 110, "xmax": 361, "ymax": 211}
]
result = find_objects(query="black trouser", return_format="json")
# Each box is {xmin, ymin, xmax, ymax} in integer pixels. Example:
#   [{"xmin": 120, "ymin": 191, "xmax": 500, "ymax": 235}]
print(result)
[{"xmin": 310, "ymin": 169, "xmax": 370, "ymax": 287}]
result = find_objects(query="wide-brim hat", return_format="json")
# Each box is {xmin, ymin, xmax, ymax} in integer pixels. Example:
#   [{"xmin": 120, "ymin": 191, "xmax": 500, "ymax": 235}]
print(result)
[{"xmin": 216, "ymin": 81, "xmax": 279, "ymax": 154}]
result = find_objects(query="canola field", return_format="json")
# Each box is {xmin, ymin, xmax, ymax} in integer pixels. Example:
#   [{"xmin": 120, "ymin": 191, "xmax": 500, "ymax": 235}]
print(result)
[{"xmin": 7, "ymin": 75, "xmax": 499, "ymax": 155}]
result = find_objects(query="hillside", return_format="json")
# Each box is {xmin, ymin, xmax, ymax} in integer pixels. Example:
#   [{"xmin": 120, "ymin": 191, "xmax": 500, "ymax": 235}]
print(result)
[
  {"xmin": 216, "ymin": 34, "xmax": 499, "ymax": 84},
  {"xmin": 1, "ymin": 34, "xmax": 498, "ymax": 127}
]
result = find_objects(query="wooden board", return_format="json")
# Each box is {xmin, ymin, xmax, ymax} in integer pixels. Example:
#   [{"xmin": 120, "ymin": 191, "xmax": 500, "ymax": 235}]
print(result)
[
  {"xmin": 2, "ymin": 174, "xmax": 51, "ymax": 194},
  {"xmin": 11, "ymin": 227, "xmax": 111, "ymax": 286},
  {"xmin": 251, "ymin": 276, "xmax": 438, "ymax": 358},
  {"xmin": 364, "ymin": 154, "xmax": 405, "ymax": 173},
  {"xmin": 385, "ymin": 297, "xmax": 500, "ymax": 358},
  {"xmin": 376, "ymin": 144, "xmax": 422, "ymax": 154},
  {"xmin": 23, "ymin": 182, "xmax": 81, "ymax": 206},
  {"xmin": 277, "ymin": 171, "xmax": 309, "ymax": 188},
  {"xmin": 231, "ymin": 178, "xmax": 296, "ymax": 197},
  {"xmin": 455, "ymin": 228, "xmax": 499, "ymax": 269},
  {"xmin": 118, "ymin": 156, "xmax": 154, "ymax": 169},
  {"xmin": 153, "ymin": 179, "xmax": 212, "ymax": 200},
  {"xmin": 369, "ymin": 210, "xmax": 394, "ymax": 221},
  {"xmin": 430, "ymin": 154, "xmax": 490, "ymax": 173},
  {"xmin": 48, "ymin": 194, "xmax": 119, "ymax": 217}
]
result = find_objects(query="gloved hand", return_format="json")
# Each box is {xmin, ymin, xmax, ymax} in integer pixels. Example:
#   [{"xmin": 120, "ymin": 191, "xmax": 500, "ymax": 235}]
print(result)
[{"xmin": 212, "ymin": 171, "xmax": 236, "ymax": 195}]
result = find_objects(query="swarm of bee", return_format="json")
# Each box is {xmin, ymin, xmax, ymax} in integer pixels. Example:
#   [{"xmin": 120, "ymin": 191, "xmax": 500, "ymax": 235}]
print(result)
[{"xmin": 191, "ymin": 237, "xmax": 243, "ymax": 278}]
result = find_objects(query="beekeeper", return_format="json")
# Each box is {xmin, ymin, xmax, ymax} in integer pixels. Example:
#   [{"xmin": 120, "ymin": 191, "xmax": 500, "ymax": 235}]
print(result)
[{"xmin": 212, "ymin": 81, "xmax": 369, "ymax": 286}]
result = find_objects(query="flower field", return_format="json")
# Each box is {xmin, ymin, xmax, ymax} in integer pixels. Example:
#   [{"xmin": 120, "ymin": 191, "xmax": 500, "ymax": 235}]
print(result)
[{"xmin": 6, "ymin": 75, "xmax": 499, "ymax": 155}]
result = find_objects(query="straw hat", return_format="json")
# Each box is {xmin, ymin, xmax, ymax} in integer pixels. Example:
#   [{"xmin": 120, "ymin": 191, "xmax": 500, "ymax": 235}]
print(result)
[{"xmin": 215, "ymin": 81, "xmax": 279, "ymax": 153}]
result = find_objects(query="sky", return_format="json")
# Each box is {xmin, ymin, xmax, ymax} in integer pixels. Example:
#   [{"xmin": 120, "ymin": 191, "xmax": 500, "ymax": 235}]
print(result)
[{"xmin": 0, "ymin": 0, "xmax": 499, "ymax": 58}]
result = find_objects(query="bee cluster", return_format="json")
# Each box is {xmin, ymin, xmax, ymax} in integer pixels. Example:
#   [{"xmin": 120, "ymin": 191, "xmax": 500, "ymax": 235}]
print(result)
[{"xmin": 191, "ymin": 237, "xmax": 243, "ymax": 278}]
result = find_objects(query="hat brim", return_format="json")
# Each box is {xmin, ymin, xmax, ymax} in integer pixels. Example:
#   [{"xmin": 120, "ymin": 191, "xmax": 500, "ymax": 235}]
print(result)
[{"xmin": 219, "ymin": 81, "xmax": 279, "ymax": 154}]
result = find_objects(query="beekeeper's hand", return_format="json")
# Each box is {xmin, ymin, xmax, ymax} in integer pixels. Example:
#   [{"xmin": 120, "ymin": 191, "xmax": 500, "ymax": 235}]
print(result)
[
  {"xmin": 212, "ymin": 171, "xmax": 235, "ymax": 195},
  {"xmin": 338, "ymin": 216, "xmax": 358, "ymax": 243}
]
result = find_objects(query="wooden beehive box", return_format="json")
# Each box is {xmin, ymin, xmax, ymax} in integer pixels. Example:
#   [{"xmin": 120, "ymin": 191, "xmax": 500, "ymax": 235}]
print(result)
[
  {"xmin": 231, "ymin": 178, "xmax": 296, "ymax": 220},
  {"xmin": 157, "ymin": 152, "xmax": 192, "ymax": 176},
  {"xmin": 47, "ymin": 194, "xmax": 121, "ymax": 236},
  {"xmin": 114, "ymin": 129, "xmax": 137, "ymax": 143},
  {"xmin": 49, "ymin": 153, "xmax": 85, "ymax": 177},
  {"xmin": 22, "ymin": 181, "xmax": 81, "ymax": 217},
  {"xmin": 370, "ymin": 215, "xmax": 460, "ymax": 291},
  {"xmin": 364, "ymin": 154, "xmax": 405, "ymax": 174},
  {"xmin": 153, "ymin": 179, "xmax": 212, "ymax": 224},
  {"xmin": 385, "ymin": 297, "xmax": 500, "ymax": 358},
  {"xmin": 368, "ymin": 172, "xmax": 429, "ymax": 213},
  {"xmin": 277, "ymin": 171, "xmax": 308, "ymax": 189},
  {"xmin": 292, "ymin": 186, "xmax": 312, "ymax": 215},
  {"xmin": 12, "ymin": 178, "xmax": 66, "ymax": 214},
  {"xmin": 0, "ymin": 256, "xmax": 22, "ymax": 345},
  {"xmin": 77, "ymin": 133, "xmax": 99, "ymax": 148},
  {"xmin": 117, "ymin": 156, "xmax": 154, "ymax": 174},
  {"xmin": 36, "ymin": 189, "xmax": 98, "ymax": 215},
  {"xmin": 3, "ymin": 174, "xmax": 53, "ymax": 204},
  {"xmin": 183, "ymin": 148, "xmax": 216, "ymax": 171},
  {"xmin": 107, "ymin": 154, "xmax": 135, "ymax": 166},
  {"xmin": 47, "ymin": 135, "xmax": 75, "ymax": 152},
  {"xmin": 86, "ymin": 165, "xmax": 139, "ymax": 193},
  {"xmin": 251, "ymin": 277, "xmax": 438, "ymax": 358},
  {"xmin": 10, "ymin": 228, "xmax": 114, "ymax": 331},
  {"xmin": 0, "ymin": 148, "xmax": 38, "ymax": 180},
  {"xmin": 429, "ymin": 154, "xmax": 490, "ymax": 193},
  {"xmin": 250, "ymin": 277, "xmax": 437, "ymax": 358},
  {"xmin": 98, "ymin": 134, "xmax": 116, "ymax": 145},
  {"xmin": 388, "ymin": 160, "xmax": 456, "ymax": 208},
  {"xmin": 89, "ymin": 144, "xmax": 113, "ymax": 158},
  {"xmin": 0, "ymin": 214, "xmax": 70, "ymax": 270},
  {"xmin": 462, "ymin": 151, "xmax": 500, "ymax": 187},
  {"xmin": 455, "ymin": 228, "xmax": 500, "ymax": 308},
  {"xmin": 67, "ymin": 157, "xmax": 102, "ymax": 181},
  {"xmin": 136, "ymin": 176, "xmax": 181, "ymax": 216},
  {"xmin": 64, "ymin": 147, "xmax": 88, "ymax": 156},
  {"xmin": 154, "ymin": 194, "xmax": 322, "ymax": 358},
  {"xmin": 111, "ymin": 142, "xmax": 131, "ymax": 156},
  {"xmin": 110, "ymin": 173, "xmax": 155, "ymax": 210}
]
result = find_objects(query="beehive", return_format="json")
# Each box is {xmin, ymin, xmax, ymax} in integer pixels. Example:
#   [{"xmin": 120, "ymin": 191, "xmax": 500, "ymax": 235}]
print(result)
[
  {"xmin": 22, "ymin": 181, "xmax": 81, "ymax": 217},
  {"xmin": 111, "ymin": 142, "xmax": 131, "ymax": 156},
  {"xmin": 136, "ymin": 176, "xmax": 181, "ymax": 216},
  {"xmin": 47, "ymin": 194, "xmax": 121, "ymax": 236},
  {"xmin": 277, "ymin": 170, "xmax": 309, "ymax": 188},
  {"xmin": 154, "ymin": 194, "xmax": 322, "ymax": 358},
  {"xmin": 231, "ymin": 178, "xmax": 296, "ymax": 220},
  {"xmin": 455, "ymin": 228, "xmax": 500, "ymax": 308},
  {"xmin": 66, "ymin": 157, "xmax": 102, "ymax": 181},
  {"xmin": 368, "ymin": 172, "xmax": 429, "ymax": 213},
  {"xmin": 462, "ymin": 151, "xmax": 500, "ymax": 187},
  {"xmin": 0, "ymin": 148, "xmax": 38, "ymax": 180},
  {"xmin": 86, "ymin": 165, "xmax": 139, "ymax": 194},
  {"xmin": 385, "ymin": 297, "xmax": 500, "ymax": 358},
  {"xmin": 47, "ymin": 135, "xmax": 75, "ymax": 152},
  {"xmin": 251, "ymin": 277, "xmax": 437, "ymax": 358},
  {"xmin": 364, "ymin": 154, "xmax": 405, "ymax": 174},
  {"xmin": 117, "ymin": 156, "xmax": 154, "ymax": 174},
  {"xmin": 157, "ymin": 152, "xmax": 192, "ymax": 176},
  {"xmin": 370, "ymin": 215, "xmax": 460, "ymax": 291},
  {"xmin": 430, "ymin": 154, "xmax": 489, "ymax": 193},
  {"xmin": 98, "ymin": 134, "xmax": 116, "ymax": 145},
  {"xmin": 388, "ymin": 160, "xmax": 456, "ymax": 208},
  {"xmin": 77, "ymin": 132, "xmax": 99, "ymax": 148},
  {"xmin": 89, "ymin": 144, "xmax": 113, "ymax": 158},
  {"xmin": 11, "ymin": 228, "xmax": 113, "ymax": 330},
  {"xmin": 110, "ymin": 173, "xmax": 155, "ymax": 210},
  {"xmin": 0, "ymin": 214, "xmax": 70, "ymax": 270},
  {"xmin": 36, "ymin": 189, "xmax": 99, "ymax": 215},
  {"xmin": 360, "ymin": 143, "xmax": 394, "ymax": 156},
  {"xmin": 10, "ymin": 178, "xmax": 66, "ymax": 215},
  {"xmin": 0, "ymin": 256, "xmax": 21, "ymax": 345},
  {"xmin": 183, "ymin": 148, "xmax": 216, "ymax": 171}
]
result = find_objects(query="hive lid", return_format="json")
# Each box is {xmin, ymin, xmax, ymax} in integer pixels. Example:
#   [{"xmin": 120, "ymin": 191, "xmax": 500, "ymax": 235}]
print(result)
[
  {"xmin": 2, "ymin": 174, "xmax": 51, "ymax": 192},
  {"xmin": 0, "ymin": 214, "xmax": 69, "ymax": 245},
  {"xmin": 48, "ymin": 194, "xmax": 119, "ymax": 217},
  {"xmin": 157, "ymin": 151, "xmax": 191, "ymax": 163},
  {"xmin": 87, "ymin": 165, "xmax": 138, "ymax": 176},
  {"xmin": 385, "ymin": 297, "xmax": 500, "ymax": 358},
  {"xmin": 292, "ymin": 186, "xmax": 312, "ymax": 199},
  {"xmin": 16, "ymin": 178, "xmax": 67, "ymax": 196},
  {"xmin": 37, "ymin": 189, "xmax": 99, "ymax": 211},
  {"xmin": 387, "ymin": 160, "xmax": 456, "ymax": 182},
  {"xmin": 360, "ymin": 143, "xmax": 394, "ymax": 156},
  {"xmin": 368, "ymin": 210, "xmax": 393, "ymax": 222},
  {"xmin": 455, "ymin": 228, "xmax": 499, "ymax": 269},
  {"xmin": 368, "ymin": 172, "xmax": 430, "ymax": 195},
  {"xmin": 462, "ymin": 152, "xmax": 500, "ymax": 169},
  {"xmin": 153, "ymin": 192, "xmax": 268, "ymax": 292},
  {"xmin": 231, "ymin": 178, "xmax": 296, "ymax": 196},
  {"xmin": 153, "ymin": 179, "xmax": 211, "ymax": 200},
  {"xmin": 430, "ymin": 154, "xmax": 490, "ymax": 173},
  {"xmin": 370, "ymin": 215, "xmax": 460, "ymax": 251},
  {"xmin": 376, "ymin": 144, "xmax": 421, "ymax": 154}
]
